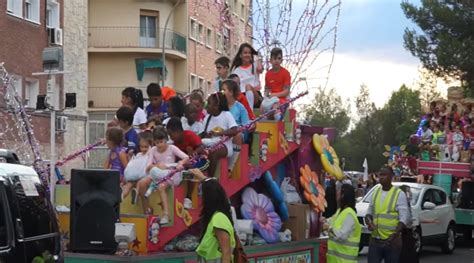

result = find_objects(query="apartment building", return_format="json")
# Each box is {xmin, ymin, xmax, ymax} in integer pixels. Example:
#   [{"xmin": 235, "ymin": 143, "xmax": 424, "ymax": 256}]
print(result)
[
  {"xmin": 0, "ymin": 0, "xmax": 66, "ymax": 163},
  {"xmin": 87, "ymin": 0, "xmax": 187, "ymax": 152},
  {"xmin": 188, "ymin": 0, "xmax": 253, "ymax": 95}
]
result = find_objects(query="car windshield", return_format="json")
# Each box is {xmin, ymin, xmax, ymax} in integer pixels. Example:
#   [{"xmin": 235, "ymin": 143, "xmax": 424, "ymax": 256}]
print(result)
[
  {"xmin": 363, "ymin": 185, "xmax": 421, "ymax": 206},
  {"xmin": 8, "ymin": 175, "xmax": 56, "ymax": 238}
]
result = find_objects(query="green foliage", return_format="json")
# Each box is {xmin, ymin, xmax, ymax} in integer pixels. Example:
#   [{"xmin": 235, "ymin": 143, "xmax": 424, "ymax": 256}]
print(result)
[
  {"xmin": 401, "ymin": 0, "xmax": 474, "ymax": 95},
  {"xmin": 332, "ymin": 85, "xmax": 421, "ymax": 172},
  {"xmin": 303, "ymin": 87, "xmax": 351, "ymax": 136}
]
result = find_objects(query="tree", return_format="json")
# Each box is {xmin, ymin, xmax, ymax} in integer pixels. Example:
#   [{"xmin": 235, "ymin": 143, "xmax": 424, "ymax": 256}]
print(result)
[
  {"xmin": 304, "ymin": 87, "xmax": 350, "ymax": 136},
  {"xmin": 355, "ymin": 85, "xmax": 378, "ymax": 147},
  {"xmin": 416, "ymin": 68, "xmax": 442, "ymax": 111},
  {"xmin": 381, "ymin": 85, "xmax": 421, "ymax": 145},
  {"xmin": 401, "ymin": 0, "xmax": 474, "ymax": 95}
]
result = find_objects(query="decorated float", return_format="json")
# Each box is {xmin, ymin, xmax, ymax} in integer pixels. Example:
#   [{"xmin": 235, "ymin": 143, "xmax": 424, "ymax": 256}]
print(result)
[
  {"xmin": 400, "ymin": 86, "xmax": 474, "ymax": 241},
  {"xmin": 48, "ymin": 97, "xmax": 346, "ymax": 263}
]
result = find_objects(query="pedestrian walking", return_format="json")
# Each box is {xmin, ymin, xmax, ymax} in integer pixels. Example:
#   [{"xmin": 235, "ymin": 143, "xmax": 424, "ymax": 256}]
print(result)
[
  {"xmin": 365, "ymin": 167, "xmax": 409, "ymax": 263},
  {"xmin": 398, "ymin": 185, "xmax": 419, "ymax": 263},
  {"xmin": 326, "ymin": 184, "xmax": 361, "ymax": 263}
]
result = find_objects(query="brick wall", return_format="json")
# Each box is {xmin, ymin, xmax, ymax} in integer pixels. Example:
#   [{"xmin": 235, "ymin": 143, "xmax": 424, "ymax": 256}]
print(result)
[
  {"xmin": 188, "ymin": 0, "xmax": 252, "ymax": 96},
  {"xmin": 0, "ymin": 0, "xmax": 65, "ymax": 162}
]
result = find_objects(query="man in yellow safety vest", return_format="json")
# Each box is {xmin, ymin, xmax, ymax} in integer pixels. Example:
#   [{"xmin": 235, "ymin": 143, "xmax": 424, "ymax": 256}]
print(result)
[
  {"xmin": 365, "ymin": 167, "xmax": 409, "ymax": 263},
  {"xmin": 327, "ymin": 184, "xmax": 361, "ymax": 263}
]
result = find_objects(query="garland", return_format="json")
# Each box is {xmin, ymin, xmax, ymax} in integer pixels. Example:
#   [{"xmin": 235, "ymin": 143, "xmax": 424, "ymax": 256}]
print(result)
[{"xmin": 150, "ymin": 91, "xmax": 308, "ymax": 187}]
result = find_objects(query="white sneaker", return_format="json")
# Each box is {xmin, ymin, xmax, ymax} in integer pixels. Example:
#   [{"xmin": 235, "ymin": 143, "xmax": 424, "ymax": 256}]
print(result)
[
  {"xmin": 183, "ymin": 198, "xmax": 193, "ymax": 209},
  {"xmin": 160, "ymin": 214, "xmax": 169, "ymax": 225}
]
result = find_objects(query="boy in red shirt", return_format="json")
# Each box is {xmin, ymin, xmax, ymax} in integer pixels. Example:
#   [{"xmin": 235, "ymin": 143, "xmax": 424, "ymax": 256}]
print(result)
[
  {"xmin": 265, "ymin": 47, "xmax": 291, "ymax": 103},
  {"xmin": 166, "ymin": 117, "xmax": 206, "ymax": 209}
]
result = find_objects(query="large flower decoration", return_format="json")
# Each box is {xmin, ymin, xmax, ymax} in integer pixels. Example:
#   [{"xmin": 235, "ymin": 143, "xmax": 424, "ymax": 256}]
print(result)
[
  {"xmin": 241, "ymin": 187, "xmax": 282, "ymax": 243},
  {"xmin": 299, "ymin": 165, "xmax": 327, "ymax": 213},
  {"xmin": 312, "ymin": 134, "xmax": 343, "ymax": 180}
]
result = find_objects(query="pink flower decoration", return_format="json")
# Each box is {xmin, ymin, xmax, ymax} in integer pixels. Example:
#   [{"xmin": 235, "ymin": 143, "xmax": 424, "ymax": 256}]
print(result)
[{"xmin": 240, "ymin": 187, "xmax": 282, "ymax": 243}]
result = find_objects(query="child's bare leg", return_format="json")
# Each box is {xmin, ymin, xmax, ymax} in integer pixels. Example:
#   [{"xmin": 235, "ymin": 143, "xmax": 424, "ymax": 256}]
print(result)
[
  {"xmin": 121, "ymin": 182, "xmax": 134, "ymax": 199},
  {"xmin": 208, "ymin": 147, "xmax": 228, "ymax": 178},
  {"xmin": 137, "ymin": 176, "xmax": 152, "ymax": 213},
  {"xmin": 158, "ymin": 183, "xmax": 169, "ymax": 216}
]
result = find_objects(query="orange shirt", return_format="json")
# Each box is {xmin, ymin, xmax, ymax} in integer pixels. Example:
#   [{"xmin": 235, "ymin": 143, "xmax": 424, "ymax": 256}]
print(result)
[
  {"xmin": 265, "ymin": 67, "xmax": 291, "ymax": 103},
  {"xmin": 238, "ymin": 93, "xmax": 255, "ymax": 120}
]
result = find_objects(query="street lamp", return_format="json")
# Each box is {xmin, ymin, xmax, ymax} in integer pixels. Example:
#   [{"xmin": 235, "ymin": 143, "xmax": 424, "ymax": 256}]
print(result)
[{"xmin": 161, "ymin": 0, "xmax": 183, "ymax": 88}]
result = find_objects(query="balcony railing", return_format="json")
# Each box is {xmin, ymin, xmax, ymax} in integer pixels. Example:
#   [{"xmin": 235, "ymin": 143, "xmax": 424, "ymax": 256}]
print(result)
[{"xmin": 88, "ymin": 26, "xmax": 187, "ymax": 55}]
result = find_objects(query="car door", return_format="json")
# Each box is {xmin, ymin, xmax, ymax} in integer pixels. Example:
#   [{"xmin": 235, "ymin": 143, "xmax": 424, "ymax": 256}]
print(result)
[
  {"xmin": 418, "ymin": 189, "xmax": 440, "ymax": 236},
  {"xmin": 431, "ymin": 189, "xmax": 450, "ymax": 235},
  {"xmin": 0, "ymin": 182, "xmax": 20, "ymax": 263}
]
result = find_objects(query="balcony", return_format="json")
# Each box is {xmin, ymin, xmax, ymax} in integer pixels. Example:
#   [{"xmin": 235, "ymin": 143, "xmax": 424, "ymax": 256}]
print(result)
[{"xmin": 88, "ymin": 26, "xmax": 187, "ymax": 59}]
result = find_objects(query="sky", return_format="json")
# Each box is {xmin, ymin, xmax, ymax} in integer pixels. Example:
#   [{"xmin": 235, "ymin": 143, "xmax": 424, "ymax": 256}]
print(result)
[{"xmin": 289, "ymin": 0, "xmax": 448, "ymax": 109}]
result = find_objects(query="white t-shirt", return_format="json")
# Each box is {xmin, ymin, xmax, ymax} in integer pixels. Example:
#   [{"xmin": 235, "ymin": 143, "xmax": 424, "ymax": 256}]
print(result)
[
  {"xmin": 181, "ymin": 117, "xmax": 204, "ymax": 135},
  {"xmin": 133, "ymin": 107, "xmax": 147, "ymax": 133},
  {"xmin": 202, "ymin": 111, "xmax": 238, "ymax": 157},
  {"xmin": 421, "ymin": 128, "xmax": 433, "ymax": 143},
  {"xmin": 232, "ymin": 63, "xmax": 260, "ymax": 93}
]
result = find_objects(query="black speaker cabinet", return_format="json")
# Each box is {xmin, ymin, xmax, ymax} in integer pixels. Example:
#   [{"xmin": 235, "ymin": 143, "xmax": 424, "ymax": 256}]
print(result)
[
  {"xmin": 70, "ymin": 169, "xmax": 121, "ymax": 252},
  {"xmin": 459, "ymin": 181, "xmax": 474, "ymax": 209}
]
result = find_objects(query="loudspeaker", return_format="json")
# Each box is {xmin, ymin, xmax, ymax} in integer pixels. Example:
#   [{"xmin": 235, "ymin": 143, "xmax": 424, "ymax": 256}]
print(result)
[
  {"xmin": 36, "ymin": 95, "xmax": 47, "ymax": 110},
  {"xmin": 459, "ymin": 181, "xmax": 474, "ymax": 209},
  {"xmin": 70, "ymin": 169, "xmax": 121, "ymax": 252},
  {"xmin": 65, "ymin": 93, "xmax": 76, "ymax": 108}
]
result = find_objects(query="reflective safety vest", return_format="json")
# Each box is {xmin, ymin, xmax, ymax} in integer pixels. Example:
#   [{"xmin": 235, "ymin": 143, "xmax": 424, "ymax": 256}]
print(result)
[
  {"xmin": 327, "ymin": 208, "xmax": 361, "ymax": 263},
  {"xmin": 372, "ymin": 185, "xmax": 401, "ymax": 240}
]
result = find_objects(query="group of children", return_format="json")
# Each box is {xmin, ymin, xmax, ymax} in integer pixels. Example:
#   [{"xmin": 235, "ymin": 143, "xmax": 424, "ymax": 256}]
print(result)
[
  {"xmin": 103, "ymin": 43, "xmax": 292, "ymax": 224},
  {"xmin": 418, "ymin": 102, "xmax": 474, "ymax": 162}
]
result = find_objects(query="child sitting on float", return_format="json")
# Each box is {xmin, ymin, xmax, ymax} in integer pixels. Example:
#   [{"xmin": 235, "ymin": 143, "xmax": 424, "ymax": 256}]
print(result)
[{"xmin": 143, "ymin": 127, "xmax": 189, "ymax": 224}]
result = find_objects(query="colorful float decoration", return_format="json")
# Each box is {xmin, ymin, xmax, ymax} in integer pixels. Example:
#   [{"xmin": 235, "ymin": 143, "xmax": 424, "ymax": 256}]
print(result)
[
  {"xmin": 263, "ymin": 171, "xmax": 289, "ymax": 221},
  {"xmin": 279, "ymin": 132, "xmax": 289, "ymax": 154},
  {"xmin": 148, "ymin": 217, "xmax": 160, "ymax": 245},
  {"xmin": 260, "ymin": 139, "xmax": 269, "ymax": 162},
  {"xmin": 241, "ymin": 187, "xmax": 282, "ymax": 243},
  {"xmin": 175, "ymin": 200, "xmax": 192, "ymax": 226},
  {"xmin": 312, "ymin": 134, "xmax": 343, "ymax": 180},
  {"xmin": 299, "ymin": 165, "xmax": 327, "ymax": 213}
]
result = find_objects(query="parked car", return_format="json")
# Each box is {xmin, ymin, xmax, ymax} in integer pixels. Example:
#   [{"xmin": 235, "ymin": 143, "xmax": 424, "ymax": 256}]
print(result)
[
  {"xmin": 0, "ymin": 163, "xmax": 62, "ymax": 262},
  {"xmin": 356, "ymin": 182, "xmax": 456, "ymax": 255}
]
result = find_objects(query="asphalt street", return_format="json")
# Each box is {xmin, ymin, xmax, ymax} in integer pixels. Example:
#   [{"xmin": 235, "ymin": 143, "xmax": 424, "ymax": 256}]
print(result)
[{"xmin": 357, "ymin": 240, "xmax": 474, "ymax": 263}]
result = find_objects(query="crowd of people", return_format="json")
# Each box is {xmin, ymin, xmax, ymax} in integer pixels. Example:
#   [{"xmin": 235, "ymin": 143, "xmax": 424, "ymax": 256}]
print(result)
[
  {"xmin": 417, "ymin": 102, "xmax": 474, "ymax": 162},
  {"xmin": 102, "ymin": 43, "xmax": 291, "ymax": 261}
]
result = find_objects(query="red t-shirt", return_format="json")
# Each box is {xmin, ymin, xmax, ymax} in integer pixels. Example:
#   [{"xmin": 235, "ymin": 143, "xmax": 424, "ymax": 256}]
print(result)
[
  {"xmin": 174, "ymin": 130, "xmax": 202, "ymax": 154},
  {"xmin": 238, "ymin": 93, "xmax": 256, "ymax": 120},
  {"xmin": 265, "ymin": 67, "xmax": 291, "ymax": 103}
]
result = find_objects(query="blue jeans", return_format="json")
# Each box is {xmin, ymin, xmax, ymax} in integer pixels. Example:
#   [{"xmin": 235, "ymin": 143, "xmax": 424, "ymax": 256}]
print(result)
[{"xmin": 368, "ymin": 238, "xmax": 401, "ymax": 263}]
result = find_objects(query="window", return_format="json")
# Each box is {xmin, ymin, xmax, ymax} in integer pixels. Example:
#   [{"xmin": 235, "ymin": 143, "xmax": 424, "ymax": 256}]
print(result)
[
  {"xmin": 422, "ymin": 189, "xmax": 446, "ymax": 207},
  {"xmin": 215, "ymin": 33, "xmax": 223, "ymax": 53},
  {"xmin": 46, "ymin": 0, "xmax": 60, "ymax": 28},
  {"xmin": 25, "ymin": 79, "xmax": 39, "ymax": 108},
  {"xmin": 206, "ymin": 28, "xmax": 212, "ymax": 48},
  {"xmin": 7, "ymin": 0, "xmax": 22, "ymax": 17},
  {"xmin": 0, "ymin": 185, "xmax": 9, "ymax": 248},
  {"xmin": 198, "ymin": 77, "xmax": 205, "ymax": 90},
  {"xmin": 197, "ymin": 23, "xmax": 204, "ymax": 43},
  {"xmin": 88, "ymin": 112, "xmax": 115, "ymax": 168},
  {"xmin": 190, "ymin": 19, "xmax": 198, "ymax": 41},
  {"xmin": 240, "ymin": 3, "xmax": 245, "ymax": 19},
  {"xmin": 140, "ymin": 11, "xmax": 158, "ymax": 48},
  {"xmin": 10, "ymin": 175, "xmax": 56, "ymax": 238},
  {"xmin": 12, "ymin": 76, "xmax": 22, "ymax": 98},
  {"xmin": 24, "ymin": 0, "xmax": 40, "ymax": 23},
  {"xmin": 190, "ymin": 74, "xmax": 198, "ymax": 90}
]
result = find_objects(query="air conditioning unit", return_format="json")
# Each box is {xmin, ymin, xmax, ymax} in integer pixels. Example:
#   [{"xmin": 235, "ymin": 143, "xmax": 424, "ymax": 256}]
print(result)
[
  {"xmin": 55, "ymin": 116, "xmax": 67, "ymax": 132},
  {"xmin": 48, "ymin": 27, "xmax": 63, "ymax": 46}
]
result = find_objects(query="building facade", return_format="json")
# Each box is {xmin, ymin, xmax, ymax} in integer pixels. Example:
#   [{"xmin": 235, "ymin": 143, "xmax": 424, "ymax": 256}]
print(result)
[
  {"xmin": 188, "ymin": 0, "xmax": 253, "ymax": 96},
  {"xmin": 0, "ymin": 0, "xmax": 65, "ymax": 165}
]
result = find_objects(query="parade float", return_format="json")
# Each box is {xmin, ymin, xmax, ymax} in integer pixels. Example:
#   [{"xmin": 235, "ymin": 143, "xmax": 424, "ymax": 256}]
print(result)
[
  {"xmin": 1, "ymin": 63, "xmax": 343, "ymax": 263},
  {"xmin": 52, "ymin": 101, "xmax": 344, "ymax": 263},
  {"xmin": 401, "ymin": 86, "xmax": 474, "ymax": 241}
]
